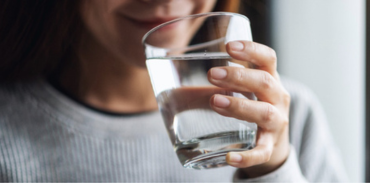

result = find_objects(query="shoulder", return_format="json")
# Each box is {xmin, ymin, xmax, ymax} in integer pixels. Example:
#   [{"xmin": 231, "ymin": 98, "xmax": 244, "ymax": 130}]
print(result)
[
  {"xmin": 0, "ymin": 80, "xmax": 46, "ymax": 130},
  {"xmin": 0, "ymin": 80, "xmax": 37, "ymax": 110},
  {"xmin": 280, "ymin": 76, "xmax": 325, "ymax": 120},
  {"xmin": 0, "ymin": 79, "xmax": 62, "ymax": 148},
  {"xmin": 0, "ymin": 81, "xmax": 35, "ymax": 148},
  {"xmin": 0, "ymin": 81, "xmax": 30, "ymax": 111}
]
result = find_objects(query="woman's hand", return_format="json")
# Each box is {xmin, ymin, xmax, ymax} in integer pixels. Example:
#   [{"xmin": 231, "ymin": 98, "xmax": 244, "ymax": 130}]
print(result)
[{"xmin": 208, "ymin": 41, "xmax": 291, "ymax": 178}]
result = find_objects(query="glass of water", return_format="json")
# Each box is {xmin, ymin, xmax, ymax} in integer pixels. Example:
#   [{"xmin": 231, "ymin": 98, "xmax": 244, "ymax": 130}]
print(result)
[{"xmin": 142, "ymin": 12, "xmax": 257, "ymax": 170}]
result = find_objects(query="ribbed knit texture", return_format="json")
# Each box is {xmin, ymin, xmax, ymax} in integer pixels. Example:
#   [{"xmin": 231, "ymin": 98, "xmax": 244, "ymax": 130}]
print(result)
[{"xmin": 0, "ymin": 77, "xmax": 348, "ymax": 182}]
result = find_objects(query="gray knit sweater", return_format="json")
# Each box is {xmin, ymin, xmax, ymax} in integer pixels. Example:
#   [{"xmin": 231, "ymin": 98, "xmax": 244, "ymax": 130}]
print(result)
[{"xmin": 0, "ymin": 77, "xmax": 348, "ymax": 182}]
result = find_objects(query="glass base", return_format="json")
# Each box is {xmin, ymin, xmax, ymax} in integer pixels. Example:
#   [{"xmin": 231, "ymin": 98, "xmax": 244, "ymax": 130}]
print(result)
[{"xmin": 183, "ymin": 152, "xmax": 229, "ymax": 169}]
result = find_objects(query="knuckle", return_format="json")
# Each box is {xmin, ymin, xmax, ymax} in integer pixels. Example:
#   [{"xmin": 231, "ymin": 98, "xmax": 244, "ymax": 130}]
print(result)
[
  {"xmin": 263, "ymin": 103, "xmax": 275, "ymax": 123},
  {"xmin": 269, "ymin": 48, "xmax": 277, "ymax": 63},
  {"xmin": 260, "ymin": 72, "xmax": 275, "ymax": 90},
  {"xmin": 233, "ymin": 68, "xmax": 245, "ymax": 84},
  {"xmin": 281, "ymin": 90, "xmax": 291, "ymax": 106},
  {"xmin": 250, "ymin": 42, "xmax": 257, "ymax": 53},
  {"xmin": 281, "ymin": 117, "xmax": 289, "ymax": 128},
  {"xmin": 279, "ymin": 90, "xmax": 291, "ymax": 128},
  {"xmin": 237, "ymin": 99, "xmax": 249, "ymax": 113},
  {"xmin": 278, "ymin": 112, "xmax": 290, "ymax": 129},
  {"xmin": 245, "ymin": 41, "xmax": 256, "ymax": 53},
  {"xmin": 261, "ymin": 149, "xmax": 272, "ymax": 163}
]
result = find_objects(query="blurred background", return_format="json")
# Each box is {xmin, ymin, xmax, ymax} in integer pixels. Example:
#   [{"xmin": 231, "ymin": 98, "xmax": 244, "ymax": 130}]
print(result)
[
  {"xmin": 242, "ymin": 0, "xmax": 366, "ymax": 182},
  {"xmin": 272, "ymin": 1, "xmax": 365, "ymax": 182}
]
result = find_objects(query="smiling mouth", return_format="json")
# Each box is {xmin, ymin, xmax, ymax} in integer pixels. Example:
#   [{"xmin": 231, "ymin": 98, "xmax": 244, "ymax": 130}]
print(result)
[{"xmin": 124, "ymin": 15, "xmax": 180, "ymax": 30}]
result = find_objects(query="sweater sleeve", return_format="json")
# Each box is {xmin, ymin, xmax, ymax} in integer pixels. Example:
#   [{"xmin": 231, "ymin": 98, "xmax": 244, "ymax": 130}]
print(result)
[
  {"xmin": 287, "ymin": 80, "xmax": 348, "ymax": 182},
  {"xmin": 233, "ymin": 145, "xmax": 308, "ymax": 182},
  {"xmin": 233, "ymin": 78, "xmax": 348, "ymax": 182}
]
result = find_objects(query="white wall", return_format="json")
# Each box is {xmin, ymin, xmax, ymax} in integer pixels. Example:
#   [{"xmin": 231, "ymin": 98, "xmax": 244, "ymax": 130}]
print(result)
[{"xmin": 271, "ymin": 0, "xmax": 365, "ymax": 181}]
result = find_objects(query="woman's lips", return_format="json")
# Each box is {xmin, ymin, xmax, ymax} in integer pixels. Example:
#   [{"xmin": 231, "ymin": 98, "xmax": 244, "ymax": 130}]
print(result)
[{"xmin": 125, "ymin": 16, "xmax": 180, "ymax": 30}]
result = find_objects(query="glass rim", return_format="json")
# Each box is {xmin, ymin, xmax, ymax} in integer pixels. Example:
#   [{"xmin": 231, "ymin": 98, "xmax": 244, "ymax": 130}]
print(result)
[{"xmin": 141, "ymin": 11, "xmax": 250, "ymax": 45}]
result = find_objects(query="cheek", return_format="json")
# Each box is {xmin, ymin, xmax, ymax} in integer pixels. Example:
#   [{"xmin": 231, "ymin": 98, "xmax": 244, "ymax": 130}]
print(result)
[
  {"xmin": 81, "ymin": 0, "xmax": 145, "ymax": 64},
  {"xmin": 191, "ymin": 0, "xmax": 217, "ymax": 14},
  {"xmin": 80, "ymin": 0, "xmax": 116, "ymax": 49}
]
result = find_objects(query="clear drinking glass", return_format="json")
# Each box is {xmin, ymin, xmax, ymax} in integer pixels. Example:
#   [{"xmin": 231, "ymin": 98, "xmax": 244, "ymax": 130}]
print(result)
[{"xmin": 142, "ymin": 12, "xmax": 257, "ymax": 169}]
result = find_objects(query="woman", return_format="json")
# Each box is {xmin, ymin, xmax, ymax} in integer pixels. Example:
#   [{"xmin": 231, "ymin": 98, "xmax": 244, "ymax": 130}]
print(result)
[{"xmin": 0, "ymin": 0, "xmax": 347, "ymax": 182}]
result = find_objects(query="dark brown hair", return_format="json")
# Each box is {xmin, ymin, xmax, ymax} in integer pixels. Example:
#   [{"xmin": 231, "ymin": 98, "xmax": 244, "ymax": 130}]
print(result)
[
  {"xmin": 214, "ymin": 0, "xmax": 240, "ymax": 13},
  {"xmin": 0, "ymin": 0, "xmax": 82, "ymax": 82},
  {"xmin": 0, "ymin": 0, "xmax": 269, "ymax": 83}
]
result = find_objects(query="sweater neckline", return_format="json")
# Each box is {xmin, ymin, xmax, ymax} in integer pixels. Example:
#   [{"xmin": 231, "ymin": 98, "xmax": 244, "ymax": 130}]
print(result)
[
  {"xmin": 46, "ymin": 76, "xmax": 156, "ymax": 117},
  {"xmin": 24, "ymin": 78, "xmax": 164, "ymax": 138}
]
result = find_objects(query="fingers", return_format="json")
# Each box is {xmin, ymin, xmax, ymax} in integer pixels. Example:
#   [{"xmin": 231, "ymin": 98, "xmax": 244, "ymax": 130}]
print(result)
[
  {"xmin": 208, "ymin": 66, "xmax": 289, "ymax": 105},
  {"xmin": 226, "ymin": 132, "xmax": 274, "ymax": 168},
  {"xmin": 160, "ymin": 86, "xmax": 231, "ymax": 113},
  {"xmin": 226, "ymin": 41, "xmax": 278, "ymax": 78},
  {"xmin": 210, "ymin": 94, "xmax": 288, "ymax": 131},
  {"xmin": 210, "ymin": 41, "xmax": 291, "ymax": 171}
]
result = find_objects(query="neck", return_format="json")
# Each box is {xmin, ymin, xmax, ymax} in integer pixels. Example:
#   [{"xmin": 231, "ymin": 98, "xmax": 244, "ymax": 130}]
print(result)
[{"xmin": 59, "ymin": 38, "xmax": 158, "ymax": 114}]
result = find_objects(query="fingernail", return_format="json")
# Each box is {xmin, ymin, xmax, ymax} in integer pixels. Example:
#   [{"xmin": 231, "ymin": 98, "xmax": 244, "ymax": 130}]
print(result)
[
  {"xmin": 213, "ymin": 95, "xmax": 230, "ymax": 108},
  {"xmin": 211, "ymin": 68, "xmax": 227, "ymax": 80},
  {"xmin": 229, "ymin": 41, "xmax": 244, "ymax": 51},
  {"xmin": 229, "ymin": 153, "xmax": 242, "ymax": 163}
]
